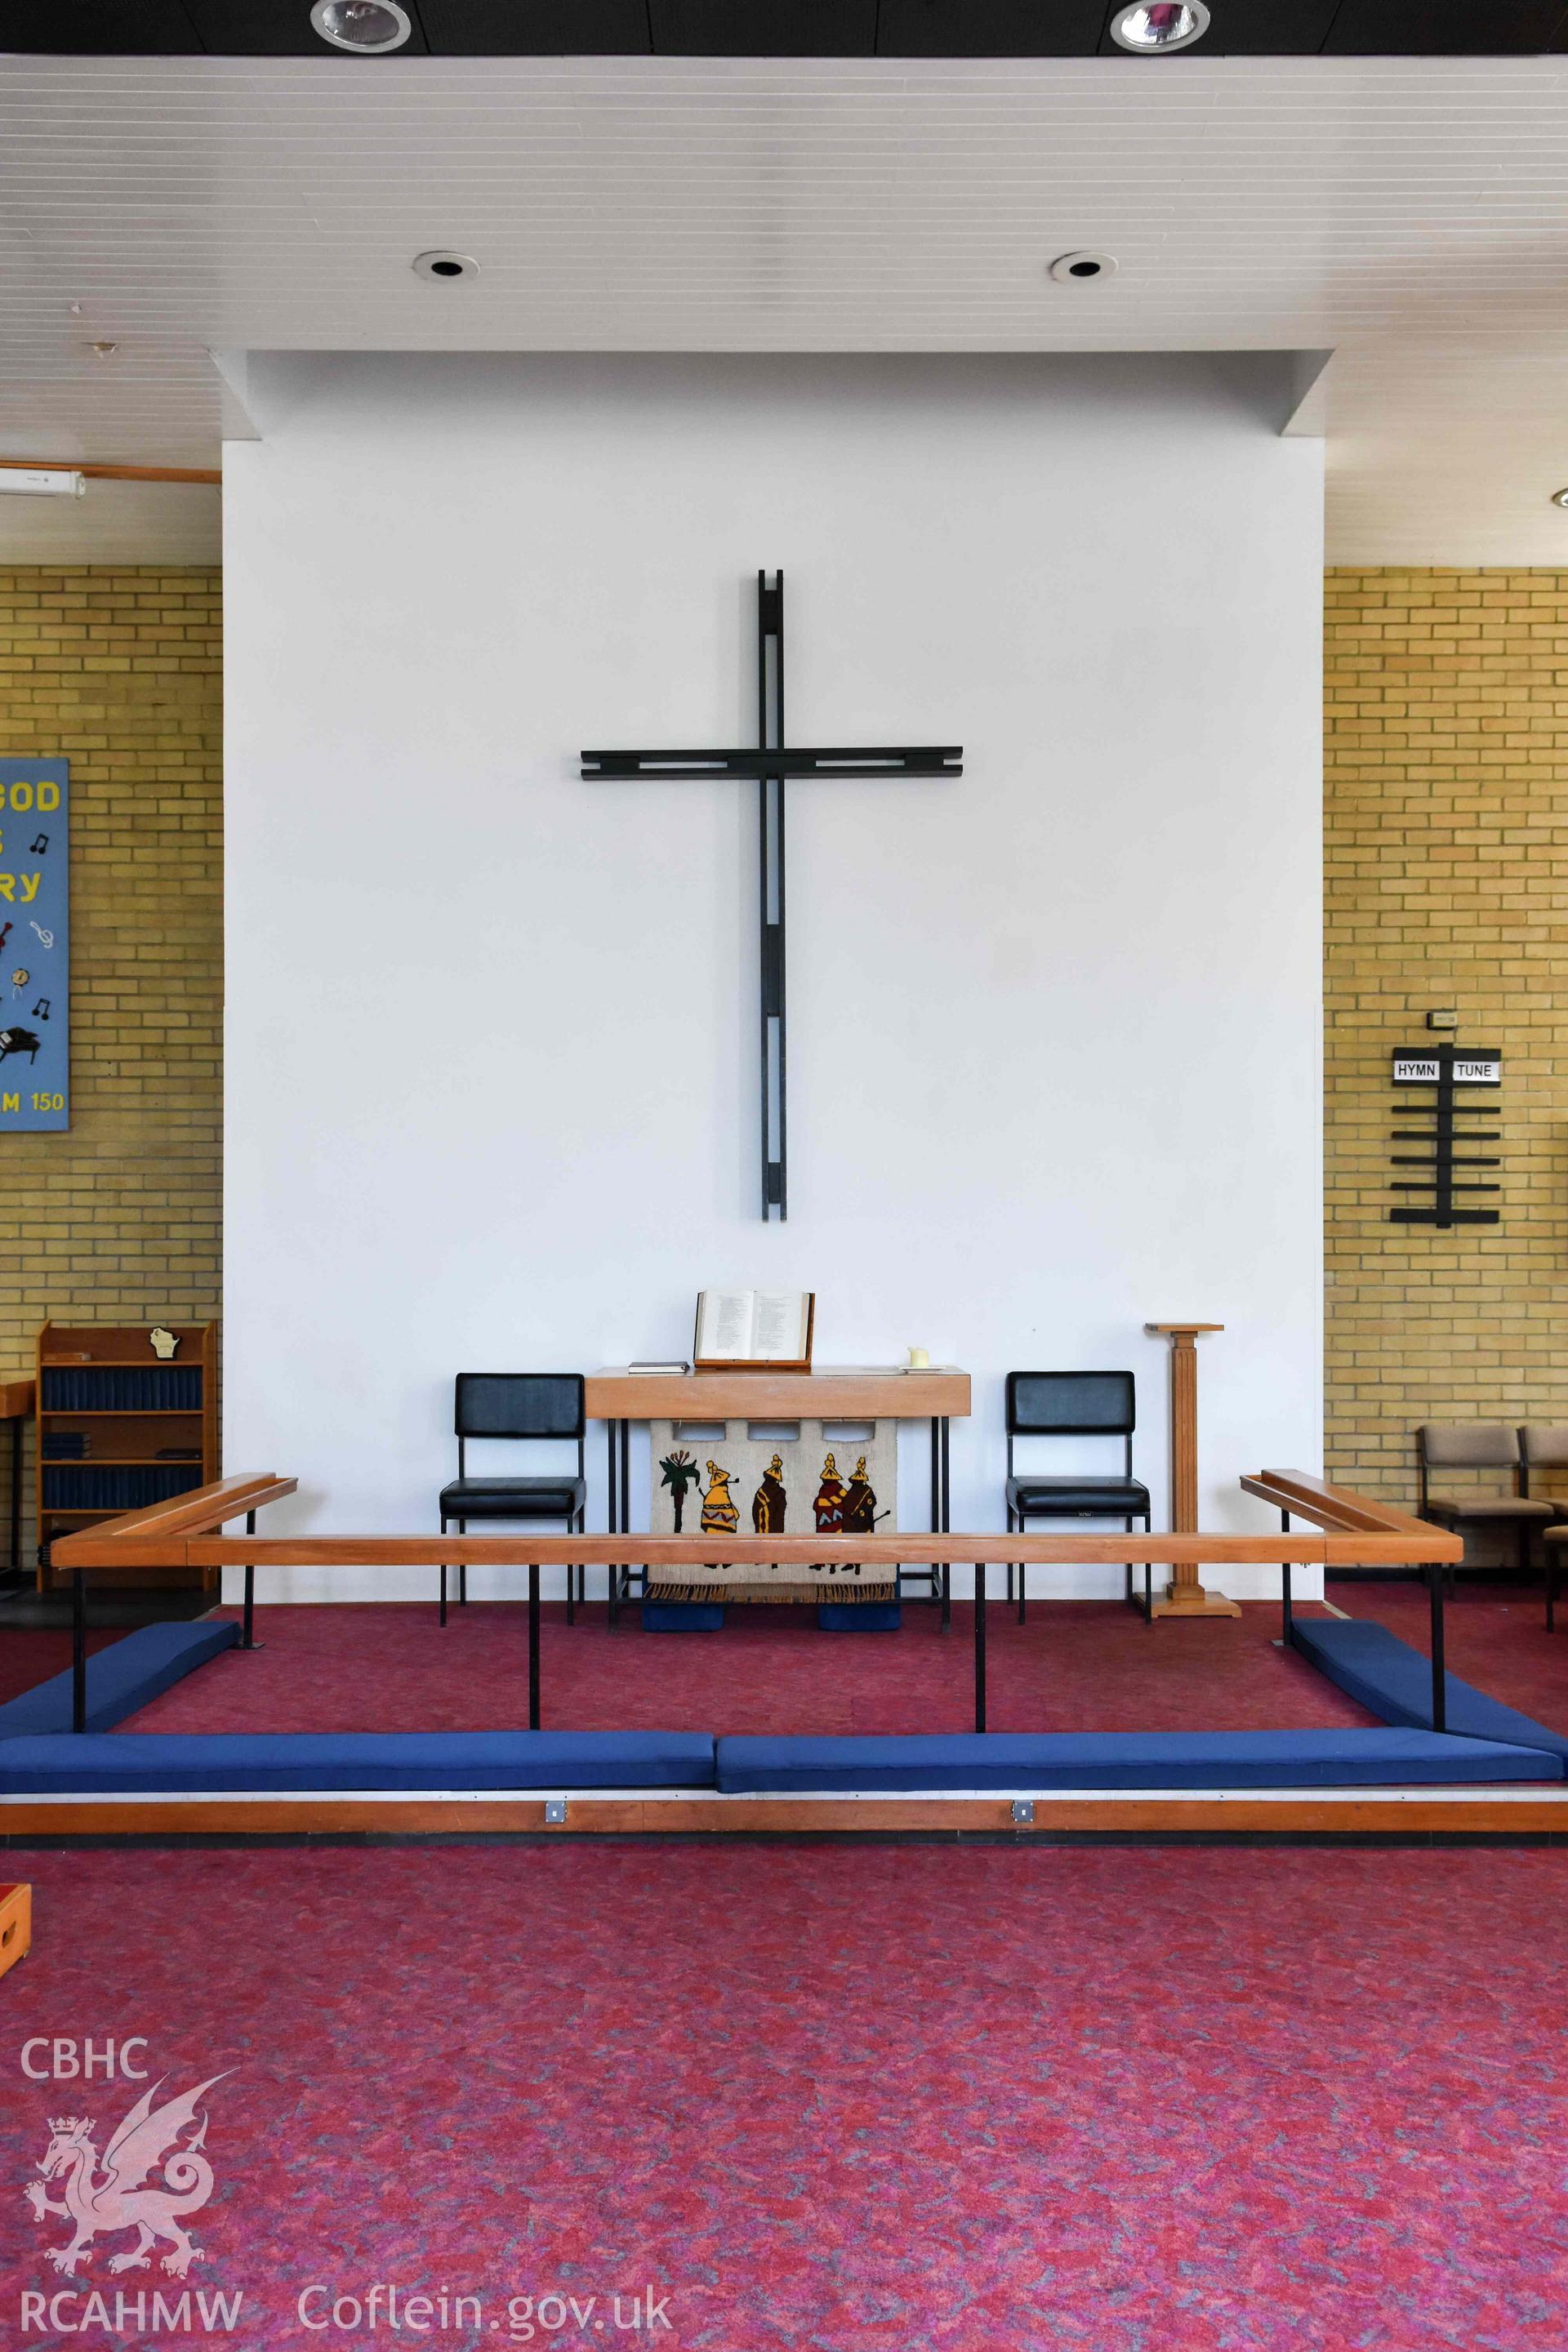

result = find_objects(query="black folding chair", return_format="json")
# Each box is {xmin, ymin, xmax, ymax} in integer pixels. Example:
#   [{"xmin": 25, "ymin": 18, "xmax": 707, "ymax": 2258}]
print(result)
[
  {"xmin": 439, "ymin": 1374, "xmax": 586, "ymax": 1625},
  {"xmin": 1004, "ymin": 1370, "xmax": 1153, "ymax": 1623}
]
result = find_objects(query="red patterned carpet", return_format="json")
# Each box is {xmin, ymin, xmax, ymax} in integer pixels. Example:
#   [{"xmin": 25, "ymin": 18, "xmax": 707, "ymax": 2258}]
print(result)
[
  {"xmin": 3, "ymin": 1841, "xmax": 1567, "ymax": 2350},
  {"xmin": 78, "ymin": 1583, "xmax": 1567, "ymax": 1738}
]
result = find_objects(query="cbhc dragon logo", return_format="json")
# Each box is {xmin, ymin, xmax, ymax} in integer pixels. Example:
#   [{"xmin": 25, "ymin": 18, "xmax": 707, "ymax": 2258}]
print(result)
[{"xmin": 24, "ymin": 2074, "xmax": 232, "ymax": 2278}]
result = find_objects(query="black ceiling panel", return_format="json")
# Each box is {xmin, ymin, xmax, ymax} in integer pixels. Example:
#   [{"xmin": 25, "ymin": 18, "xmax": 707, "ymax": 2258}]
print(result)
[
  {"xmin": 648, "ymin": 0, "xmax": 875, "ymax": 53},
  {"xmin": 1095, "ymin": 0, "xmax": 1341, "ymax": 51},
  {"xmin": 418, "ymin": 0, "xmax": 649, "ymax": 50},
  {"xmin": 879, "ymin": 0, "xmax": 1106, "ymax": 53},
  {"xmin": 0, "ymin": 0, "xmax": 200, "ymax": 49},
  {"xmin": 1323, "ymin": 0, "xmax": 1567, "ymax": 51}
]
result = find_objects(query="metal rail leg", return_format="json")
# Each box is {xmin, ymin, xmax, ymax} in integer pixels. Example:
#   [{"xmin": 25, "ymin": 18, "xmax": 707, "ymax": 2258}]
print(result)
[
  {"xmin": 72, "ymin": 1566, "xmax": 87, "ymax": 1733},
  {"xmin": 973, "ymin": 1561, "xmax": 987, "ymax": 1733},
  {"xmin": 528, "ymin": 1561, "xmax": 541, "ymax": 1731},
  {"xmin": 1428, "ymin": 1562, "xmax": 1446, "ymax": 1733},
  {"xmin": 1281, "ymin": 1508, "xmax": 1293, "ymax": 1645},
  {"xmin": 240, "ymin": 1509, "xmax": 262, "ymax": 1650}
]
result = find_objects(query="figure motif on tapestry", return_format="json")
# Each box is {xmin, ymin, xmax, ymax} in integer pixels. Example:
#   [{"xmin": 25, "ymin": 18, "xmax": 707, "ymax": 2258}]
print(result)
[
  {"xmin": 752, "ymin": 1453, "xmax": 787, "ymax": 1532},
  {"xmin": 700, "ymin": 1460, "xmax": 739, "ymax": 1536},
  {"xmin": 841, "ymin": 1455, "xmax": 882, "ymax": 1537},
  {"xmin": 659, "ymin": 1446, "xmax": 702, "ymax": 1533},
  {"xmin": 812, "ymin": 1450, "xmax": 852, "ymax": 1574}
]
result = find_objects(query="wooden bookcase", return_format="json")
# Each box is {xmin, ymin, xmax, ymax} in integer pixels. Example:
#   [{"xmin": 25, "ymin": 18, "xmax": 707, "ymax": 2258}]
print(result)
[{"xmin": 34, "ymin": 1321, "xmax": 220, "ymax": 1591}]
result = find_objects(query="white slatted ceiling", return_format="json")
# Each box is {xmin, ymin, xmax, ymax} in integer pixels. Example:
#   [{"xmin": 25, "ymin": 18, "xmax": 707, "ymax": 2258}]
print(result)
[{"xmin": 3, "ymin": 54, "xmax": 1568, "ymax": 559}]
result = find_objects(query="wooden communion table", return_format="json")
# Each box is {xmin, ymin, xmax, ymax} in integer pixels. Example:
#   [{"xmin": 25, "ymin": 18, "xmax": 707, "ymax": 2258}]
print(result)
[{"xmin": 584, "ymin": 1367, "xmax": 972, "ymax": 1622}]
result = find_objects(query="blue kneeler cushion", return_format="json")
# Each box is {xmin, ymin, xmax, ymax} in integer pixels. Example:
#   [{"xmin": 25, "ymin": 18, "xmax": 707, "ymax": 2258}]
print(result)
[
  {"xmin": 1290, "ymin": 1617, "xmax": 1568, "ymax": 1762},
  {"xmin": 0, "ymin": 1729, "xmax": 718, "ymax": 1795},
  {"xmin": 714, "ymin": 1727, "xmax": 1562, "ymax": 1793},
  {"xmin": 0, "ymin": 1621, "xmax": 240, "ymax": 1739},
  {"xmin": 642, "ymin": 1603, "xmax": 725, "ymax": 1631}
]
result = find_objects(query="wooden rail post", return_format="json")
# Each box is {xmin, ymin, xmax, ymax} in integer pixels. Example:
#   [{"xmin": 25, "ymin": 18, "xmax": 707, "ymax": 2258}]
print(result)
[{"xmin": 1145, "ymin": 1323, "xmax": 1240, "ymax": 1619}]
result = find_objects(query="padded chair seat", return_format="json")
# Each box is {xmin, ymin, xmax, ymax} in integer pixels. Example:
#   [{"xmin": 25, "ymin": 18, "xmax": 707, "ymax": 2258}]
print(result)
[
  {"xmin": 1007, "ymin": 1476, "xmax": 1151, "ymax": 1517},
  {"xmin": 439, "ymin": 1476, "xmax": 586, "ymax": 1519},
  {"xmin": 1423, "ymin": 1494, "xmax": 1554, "ymax": 1524}
]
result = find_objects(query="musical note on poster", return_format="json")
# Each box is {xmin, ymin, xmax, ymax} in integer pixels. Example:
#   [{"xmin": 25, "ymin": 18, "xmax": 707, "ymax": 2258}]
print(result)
[
  {"xmin": 29, "ymin": 920, "xmax": 53, "ymax": 949},
  {"xmin": 31, "ymin": 998, "xmax": 50, "ymax": 1020},
  {"xmin": 29, "ymin": 833, "xmax": 47, "ymax": 854}
]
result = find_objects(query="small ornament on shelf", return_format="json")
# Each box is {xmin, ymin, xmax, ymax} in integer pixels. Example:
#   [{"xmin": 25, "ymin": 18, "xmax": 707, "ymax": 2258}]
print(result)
[{"xmin": 149, "ymin": 1326, "xmax": 180, "ymax": 1360}]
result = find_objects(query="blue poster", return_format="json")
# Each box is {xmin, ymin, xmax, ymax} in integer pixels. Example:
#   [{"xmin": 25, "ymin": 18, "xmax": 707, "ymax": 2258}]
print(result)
[{"xmin": 0, "ymin": 758, "xmax": 68, "ymax": 1130}]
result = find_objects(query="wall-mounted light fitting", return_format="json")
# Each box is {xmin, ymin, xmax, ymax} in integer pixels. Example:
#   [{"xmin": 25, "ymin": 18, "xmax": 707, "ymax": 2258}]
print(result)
[
  {"xmin": 310, "ymin": 0, "xmax": 411, "ymax": 51},
  {"xmin": 0, "ymin": 469, "xmax": 86, "ymax": 498},
  {"xmin": 1110, "ymin": 1, "xmax": 1211, "ymax": 50},
  {"xmin": 1049, "ymin": 251, "xmax": 1118, "ymax": 283}
]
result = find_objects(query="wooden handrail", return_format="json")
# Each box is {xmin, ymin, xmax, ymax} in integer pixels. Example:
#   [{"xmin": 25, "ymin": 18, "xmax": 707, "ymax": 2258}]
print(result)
[
  {"xmin": 1241, "ymin": 1467, "xmax": 1436, "ymax": 1539},
  {"xmin": 37, "ymin": 1463, "xmax": 1469, "ymax": 1744},
  {"xmin": 47, "ymin": 1467, "xmax": 1462, "ymax": 1573},
  {"xmin": 49, "ymin": 1473, "xmax": 297, "ymax": 1565}
]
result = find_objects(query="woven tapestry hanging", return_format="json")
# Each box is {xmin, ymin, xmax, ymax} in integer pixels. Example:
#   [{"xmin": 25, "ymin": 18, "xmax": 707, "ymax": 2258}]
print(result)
[{"xmin": 647, "ymin": 1417, "xmax": 898, "ymax": 1604}]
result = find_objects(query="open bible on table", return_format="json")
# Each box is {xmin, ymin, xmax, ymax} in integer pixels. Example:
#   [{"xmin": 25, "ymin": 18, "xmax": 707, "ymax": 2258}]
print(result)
[{"xmin": 693, "ymin": 1290, "xmax": 815, "ymax": 1372}]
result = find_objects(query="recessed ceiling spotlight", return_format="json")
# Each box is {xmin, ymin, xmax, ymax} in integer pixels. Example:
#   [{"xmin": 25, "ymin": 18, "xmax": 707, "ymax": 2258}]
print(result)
[
  {"xmin": 1110, "ymin": 1, "xmax": 1211, "ymax": 51},
  {"xmin": 310, "ymin": 0, "xmax": 411, "ymax": 51},
  {"xmin": 412, "ymin": 251, "xmax": 480, "ymax": 283},
  {"xmin": 1552, "ymin": 488, "xmax": 1568, "ymax": 509},
  {"xmin": 1049, "ymin": 252, "xmax": 1118, "ymax": 283}
]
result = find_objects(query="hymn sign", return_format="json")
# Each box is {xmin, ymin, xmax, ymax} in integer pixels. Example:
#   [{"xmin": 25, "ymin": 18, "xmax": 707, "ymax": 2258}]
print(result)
[
  {"xmin": 1389, "ymin": 1042, "xmax": 1501, "ymax": 1227},
  {"xmin": 0, "ymin": 757, "xmax": 68, "ymax": 1131},
  {"xmin": 1391, "ymin": 1051, "xmax": 1501, "ymax": 1085}
]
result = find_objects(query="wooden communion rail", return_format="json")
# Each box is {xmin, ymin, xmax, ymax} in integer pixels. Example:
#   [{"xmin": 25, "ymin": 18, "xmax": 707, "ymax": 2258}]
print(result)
[{"xmin": 50, "ymin": 1468, "xmax": 1463, "ymax": 1734}]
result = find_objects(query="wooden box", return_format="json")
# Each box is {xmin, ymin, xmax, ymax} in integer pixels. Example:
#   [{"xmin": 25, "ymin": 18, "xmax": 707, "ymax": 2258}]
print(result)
[{"xmin": 0, "ymin": 1882, "xmax": 32, "ymax": 1981}]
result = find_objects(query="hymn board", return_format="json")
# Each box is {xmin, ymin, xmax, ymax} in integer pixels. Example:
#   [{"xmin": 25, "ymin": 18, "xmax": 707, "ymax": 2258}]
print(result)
[{"xmin": 583, "ymin": 573, "xmax": 961, "ymax": 1219}]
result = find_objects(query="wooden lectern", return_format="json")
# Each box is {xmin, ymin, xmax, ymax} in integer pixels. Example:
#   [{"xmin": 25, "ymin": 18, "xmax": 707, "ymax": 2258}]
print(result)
[{"xmin": 1144, "ymin": 1323, "xmax": 1241, "ymax": 1619}]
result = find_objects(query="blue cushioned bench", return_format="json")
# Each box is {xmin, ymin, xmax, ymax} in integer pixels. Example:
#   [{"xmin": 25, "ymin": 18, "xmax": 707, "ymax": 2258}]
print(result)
[
  {"xmin": 714, "ymin": 1727, "xmax": 1562, "ymax": 1793},
  {"xmin": 1290, "ymin": 1618, "xmax": 1568, "ymax": 1762},
  {"xmin": 0, "ymin": 1729, "xmax": 716, "ymax": 1795},
  {"xmin": 0, "ymin": 1621, "xmax": 241, "ymax": 1740}
]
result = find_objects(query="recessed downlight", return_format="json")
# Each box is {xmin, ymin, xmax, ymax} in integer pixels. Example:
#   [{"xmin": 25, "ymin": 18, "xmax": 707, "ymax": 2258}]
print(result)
[
  {"xmin": 310, "ymin": 0, "xmax": 411, "ymax": 51},
  {"xmin": 413, "ymin": 250, "xmax": 480, "ymax": 283},
  {"xmin": 1552, "ymin": 488, "xmax": 1568, "ymax": 510},
  {"xmin": 1049, "ymin": 251, "xmax": 1118, "ymax": 284},
  {"xmin": 1110, "ymin": 1, "xmax": 1210, "ymax": 51}
]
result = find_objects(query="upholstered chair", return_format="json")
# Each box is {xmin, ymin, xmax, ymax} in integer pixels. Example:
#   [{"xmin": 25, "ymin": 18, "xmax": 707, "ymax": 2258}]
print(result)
[
  {"xmin": 1519, "ymin": 1426, "xmax": 1568, "ymax": 1629},
  {"xmin": 1416, "ymin": 1423, "xmax": 1554, "ymax": 1588}
]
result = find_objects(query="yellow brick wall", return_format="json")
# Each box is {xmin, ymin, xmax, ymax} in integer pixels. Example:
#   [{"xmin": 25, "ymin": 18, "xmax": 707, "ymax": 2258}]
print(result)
[
  {"xmin": 1325, "ymin": 567, "xmax": 1568, "ymax": 1518},
  {"xmin": 0, "ymin": 567, "xmax": 221, "ymax": 1566},
  {"xmin": 1, "ymin": 563, "xmax": 1560, "ymax": 1557}
]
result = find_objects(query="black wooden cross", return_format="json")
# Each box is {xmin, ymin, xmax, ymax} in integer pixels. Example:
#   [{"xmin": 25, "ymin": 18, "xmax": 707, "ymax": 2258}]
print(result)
[{"xmin": 583, "ymin": 572, "xmax": 960, "ymax": 1221}]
